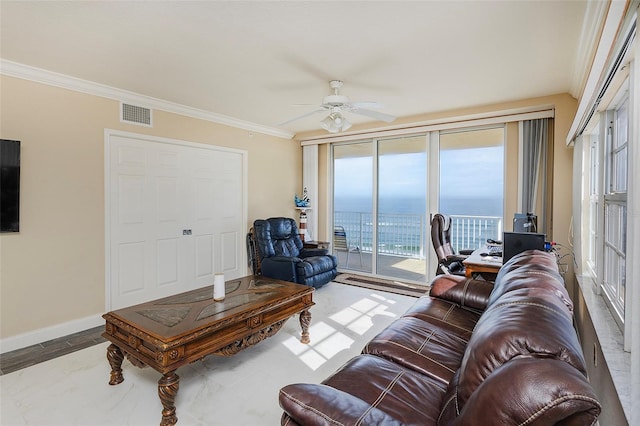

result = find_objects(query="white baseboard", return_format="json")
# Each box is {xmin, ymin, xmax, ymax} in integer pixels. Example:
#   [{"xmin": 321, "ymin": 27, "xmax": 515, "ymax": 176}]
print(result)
[{"xmin": 0, "ymin": 314, "xmax": 104, "ymax": 354}]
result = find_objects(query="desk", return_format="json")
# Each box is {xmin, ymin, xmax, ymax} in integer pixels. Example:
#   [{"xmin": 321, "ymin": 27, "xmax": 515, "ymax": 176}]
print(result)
[{"xmin": 463, "ymin": 248, "xmax": 502, "ymax": 278}]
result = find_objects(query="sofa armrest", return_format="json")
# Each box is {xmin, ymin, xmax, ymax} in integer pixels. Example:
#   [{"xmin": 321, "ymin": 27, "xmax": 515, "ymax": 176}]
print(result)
[
  {"xmin": 300, "ymin": 248, "xmax": 329, "ymax": 257},
  {"xmin": 261, "ymin": 256, "xmax": 302, "ymax": 283},
  {"xmin": 429, "ymin": 275, "xmax": 494, "ymax": 311},
  {"xmin": 279, "ymin": 384, "xmax": 399, "ymax": 425}
]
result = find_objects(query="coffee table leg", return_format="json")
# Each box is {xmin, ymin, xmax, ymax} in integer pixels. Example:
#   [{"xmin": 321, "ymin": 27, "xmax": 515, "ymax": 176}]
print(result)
[
  {"xmin": 158, "ymin": 371, "xmax": 180, "ymax": 426},
  {"xmin": 106, "ymin": 344, "xmax": 124, "ymax": 385},
  {"xmin": 299, "ymin": 309, "xmax": 311, "ymax": 344}
]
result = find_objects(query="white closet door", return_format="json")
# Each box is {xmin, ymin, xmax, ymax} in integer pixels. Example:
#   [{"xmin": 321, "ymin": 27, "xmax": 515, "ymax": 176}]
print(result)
[
  {"xmin": 107, "ymin": 132, "xmax": 246, "ymax": 310},
  {"xmin": 188, "ymin": 147, "xmax": 245, "ymax": 290},
  {"xmin": 210, "ymin": 150, "xmax": 244, "ymax": 279}
]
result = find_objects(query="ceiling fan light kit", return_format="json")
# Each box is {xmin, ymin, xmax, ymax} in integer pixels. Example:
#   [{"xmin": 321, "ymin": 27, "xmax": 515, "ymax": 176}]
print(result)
[
  {"xmin": 320, "ymin": 112, "xmax": 352, "ymax": 133},
  {"xmin": 280, "ymin": 80, "xmax": 396, "ymax": 133}
]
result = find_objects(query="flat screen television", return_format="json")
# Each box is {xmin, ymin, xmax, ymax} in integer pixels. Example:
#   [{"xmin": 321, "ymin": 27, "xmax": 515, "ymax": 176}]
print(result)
[{"xmin": 1, "ymin": 139, "xmax": 20, "ymax": 232}]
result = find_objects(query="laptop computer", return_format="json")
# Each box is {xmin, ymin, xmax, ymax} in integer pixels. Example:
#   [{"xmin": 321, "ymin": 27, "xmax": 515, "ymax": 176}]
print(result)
[{"xmin": 502, "ymin": 231, "xmax": 546, "ymax": 263}]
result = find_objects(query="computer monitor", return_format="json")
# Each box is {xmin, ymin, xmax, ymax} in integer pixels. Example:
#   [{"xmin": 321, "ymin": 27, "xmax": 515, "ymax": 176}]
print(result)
[
  {"xmin": 513, "ymin": 213, "xmax": 537, "ymax": 233},
  {"xmin": 502, "ymin": 231, "xmax": 546, "ymax": 263}
]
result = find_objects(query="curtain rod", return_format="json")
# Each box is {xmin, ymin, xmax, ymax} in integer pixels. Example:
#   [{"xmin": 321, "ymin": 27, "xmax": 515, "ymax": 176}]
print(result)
[{"xmin": 299, "ymin": 105, "xmax": 555, "ymax": 146}]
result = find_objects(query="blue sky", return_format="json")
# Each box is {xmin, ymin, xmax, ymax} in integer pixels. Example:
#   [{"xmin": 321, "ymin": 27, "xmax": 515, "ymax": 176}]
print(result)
[{"xmin": 335, "ymin": 146, "xmax": 503, "ymax": 199}]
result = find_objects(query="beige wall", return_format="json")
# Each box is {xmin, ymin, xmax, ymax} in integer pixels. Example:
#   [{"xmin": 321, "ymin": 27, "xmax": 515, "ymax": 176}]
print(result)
[{"xmin": 0, "ymin": 75, "xmax": 301, "ymax": 339}]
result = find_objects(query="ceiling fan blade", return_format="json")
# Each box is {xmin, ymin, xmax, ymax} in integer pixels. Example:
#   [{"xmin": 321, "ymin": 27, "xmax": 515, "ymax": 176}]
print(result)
[
  {"xmin": 351, "ymin": 108, "xmax": 396, "ymax": 123},
  {"xmin": 349, "ymin": 101, "xmax": 383, "ymax": 109},
  {"xmin": 278, "ymin": 108, "xmax": 325, "ymax": 126}
]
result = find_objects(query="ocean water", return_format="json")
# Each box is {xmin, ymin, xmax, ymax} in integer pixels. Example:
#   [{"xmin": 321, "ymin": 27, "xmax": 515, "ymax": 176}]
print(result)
[
  {"xmin": 334, "ymin": 196, "xmax": 503, "ymax": 253},
  {"xmin": 335, "ymin": 196, "xmax": 503, "ymax": 217}
]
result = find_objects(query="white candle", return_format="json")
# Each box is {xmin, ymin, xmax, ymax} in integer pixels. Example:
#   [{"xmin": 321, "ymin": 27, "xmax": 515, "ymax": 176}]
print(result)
[{"xmin": 213, "ymin": 273, "xmax": 225, "ymax": 301}]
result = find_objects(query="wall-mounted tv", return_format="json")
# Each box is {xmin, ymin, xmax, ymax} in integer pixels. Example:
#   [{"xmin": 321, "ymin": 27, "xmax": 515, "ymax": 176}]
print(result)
[{"xmin": 1, "ymin": 139, "xmax": 20, "ymax": 232}]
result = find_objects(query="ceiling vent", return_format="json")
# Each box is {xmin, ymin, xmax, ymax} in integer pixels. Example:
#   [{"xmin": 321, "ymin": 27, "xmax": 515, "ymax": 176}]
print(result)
[{"xmin": 120, "ymin": 103, "xmax": 152, "ymax": 127}]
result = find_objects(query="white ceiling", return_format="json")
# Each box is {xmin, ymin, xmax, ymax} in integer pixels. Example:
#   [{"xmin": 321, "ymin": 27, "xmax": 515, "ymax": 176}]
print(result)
[{"xmin": 0, "ymin": 1, "xmax": 589, "ymax": 137}]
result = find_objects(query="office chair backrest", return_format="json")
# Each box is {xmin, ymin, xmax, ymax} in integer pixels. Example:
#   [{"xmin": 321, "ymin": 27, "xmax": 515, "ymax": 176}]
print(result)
[{"xmin": 431, "ymin": 213, "xmax": 456, "ymax": 262}]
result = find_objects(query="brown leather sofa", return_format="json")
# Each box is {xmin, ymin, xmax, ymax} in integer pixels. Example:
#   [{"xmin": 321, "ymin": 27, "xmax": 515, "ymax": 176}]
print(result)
[{"xmin": 279, "ymin": 251, "xmax": 601, "ymax": 425}]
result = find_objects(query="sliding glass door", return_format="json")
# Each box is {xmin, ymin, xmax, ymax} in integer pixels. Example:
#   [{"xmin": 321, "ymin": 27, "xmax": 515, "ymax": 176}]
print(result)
[
  {"xmin": 438, "ymin": 127, "xmax": 505, "ymax": 252},
  {"xmin": 333, "ymin": 142, "xmax": 373, "ymax": 275},
  {"xmin": 377, "ymin": 136, "xmax": 427, "ymax": 281},
  {"xmin": 332, "ymin": 136, "xmax": 427, "ymax": 283}
]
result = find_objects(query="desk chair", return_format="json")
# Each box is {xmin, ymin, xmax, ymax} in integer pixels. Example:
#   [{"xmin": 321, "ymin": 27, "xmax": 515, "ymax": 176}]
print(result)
[{"xmin": 430, "ymin": 213, "xmax": 474, "ymax": 276}]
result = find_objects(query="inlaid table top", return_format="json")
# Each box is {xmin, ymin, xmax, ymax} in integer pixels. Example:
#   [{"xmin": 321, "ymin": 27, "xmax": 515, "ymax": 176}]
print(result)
[{"xmin": 102, "ymin": 275, "xmax": 314, "ymax": 426}]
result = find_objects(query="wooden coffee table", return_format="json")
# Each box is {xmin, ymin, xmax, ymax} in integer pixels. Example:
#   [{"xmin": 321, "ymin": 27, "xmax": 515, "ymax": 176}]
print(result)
[{"xmin": 102, "ymin": 275, "xmax": 314, "ymax": 425}]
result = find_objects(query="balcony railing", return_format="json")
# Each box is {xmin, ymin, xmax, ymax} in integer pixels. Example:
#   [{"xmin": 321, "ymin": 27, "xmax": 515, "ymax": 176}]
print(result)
[{"xmin": 334, "ymin": 211, "xmax": 503, "ymax": 258}]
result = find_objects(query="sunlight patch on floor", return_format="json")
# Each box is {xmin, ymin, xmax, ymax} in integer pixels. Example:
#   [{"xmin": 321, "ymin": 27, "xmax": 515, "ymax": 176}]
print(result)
[
  {"xmin": 282, "ymin": 294, "xmax": 403, "ymax": 370},
  {"xmin": 391, "ymin": 258, "xmax": 426, "ymax": 274}
]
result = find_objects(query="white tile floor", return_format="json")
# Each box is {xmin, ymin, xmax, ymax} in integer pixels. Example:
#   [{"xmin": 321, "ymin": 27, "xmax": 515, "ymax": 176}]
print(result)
[{"xmin": 0, "ymin": 283, "xmax": 417, "ymax": 426}]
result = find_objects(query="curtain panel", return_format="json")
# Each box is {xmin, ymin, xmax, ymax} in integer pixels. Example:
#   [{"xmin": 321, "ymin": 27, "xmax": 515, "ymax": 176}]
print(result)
[{"xmin": 521, "ymin": 118, "xmax": 548, "ymax": 214}]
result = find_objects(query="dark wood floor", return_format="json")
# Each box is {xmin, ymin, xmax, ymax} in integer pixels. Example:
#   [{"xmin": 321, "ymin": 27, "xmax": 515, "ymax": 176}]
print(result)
[{"xmin": 0, "ymin": 326, "xmax": 106, "ymax": 375}]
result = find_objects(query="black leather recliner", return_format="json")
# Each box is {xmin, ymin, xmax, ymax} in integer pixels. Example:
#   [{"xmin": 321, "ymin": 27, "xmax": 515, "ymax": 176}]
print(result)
[{"xmin": 253, "ymin": 217, "xmax": 338, "ymax": 289}]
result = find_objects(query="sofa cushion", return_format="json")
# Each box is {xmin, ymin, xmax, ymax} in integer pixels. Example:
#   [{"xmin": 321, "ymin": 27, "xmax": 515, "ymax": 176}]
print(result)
[
  {"xmin": 401, "ymin": 296, "xmax": 482, "ymax": 341},
  {"xmin": 445, "ymin": 358, "xmax": 601, "ymax": 425},
  {"xmin": 489, "ymin": 251, "xmax": 571, "ymax": 312},
  {"xmin": 363, "ymin": 316, "xmax": 468, "ymax": 384},
  {"xmin": 280, "ymin": 354, "xmax": 447, "ymax": 426}
]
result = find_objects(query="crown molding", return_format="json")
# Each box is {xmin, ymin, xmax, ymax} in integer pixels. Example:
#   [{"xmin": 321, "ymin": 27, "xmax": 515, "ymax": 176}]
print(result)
[
  {"xmin": 0, "ymin": 59, "xmax": 294, "ymax": 140},
  {"xmin": 569, "ymin": 0, "xmax": 610, "ymax": 99}
]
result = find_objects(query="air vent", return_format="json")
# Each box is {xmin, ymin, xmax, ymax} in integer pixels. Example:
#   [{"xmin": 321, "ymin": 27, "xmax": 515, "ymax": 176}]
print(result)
[{"xmin": 120, "ymin": 103, "xmax": 152, "ymax": 127}]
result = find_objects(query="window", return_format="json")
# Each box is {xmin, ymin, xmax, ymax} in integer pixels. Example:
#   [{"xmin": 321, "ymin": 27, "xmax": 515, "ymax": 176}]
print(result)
[
  {"xmin": 601, "ymin": 95, "xmax": 628, "ymax": 322},
  {"xmin": 586, "ymin": 127, "xmax": 599, "ymax": 275}
]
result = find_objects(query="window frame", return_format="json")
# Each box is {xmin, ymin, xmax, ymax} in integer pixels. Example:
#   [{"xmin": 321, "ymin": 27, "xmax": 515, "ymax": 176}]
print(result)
[{"xmin": 593, "ymin": 89, "xmax": 630, "ymax": 330}]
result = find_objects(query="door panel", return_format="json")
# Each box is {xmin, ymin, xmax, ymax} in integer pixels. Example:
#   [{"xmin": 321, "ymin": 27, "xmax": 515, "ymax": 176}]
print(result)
[
  {"xmin": 153, "ymin": 144, "xmax": 187, "ymax": 297},
  {"xmin": 221, "ymin": 231, "xmax": 239, "ymax": 272},
  {"xmin": 377, "ymin": 136, "xmax": 427, "ymax": 282},
  {"xmin": 333, "ymin": 142, "xmax": 374, "ymax": 274},
  {"xmin": 213, "ymin": 151, "xmax": 244, "ymax": 278},
  {"xmin": 118, "ymin": 242, "xmax": 145, "ymax": 295},
  {"xmin": 118, "ymin": 175, "xmax": 145, "ymax": 224},
  {"xmin": 111, "ymin": 139, "xmax": 151, "ymax": 307},
  {"xmin": 156, "ymin": 238, "xmax": 179, "ymax": 287},
  {"xmin": 195, "ymin": 234, "xmax": 214, "ymax": 279},
  {"xmin": 438, "ymin": 128, "xmax": 504, "ymax": 252}
]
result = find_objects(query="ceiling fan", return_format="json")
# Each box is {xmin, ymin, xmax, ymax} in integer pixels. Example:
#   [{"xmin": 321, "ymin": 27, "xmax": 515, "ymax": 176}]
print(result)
[{"xmin": 279, "ymin": 80, "xmax": 396, "ymax": 133}]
